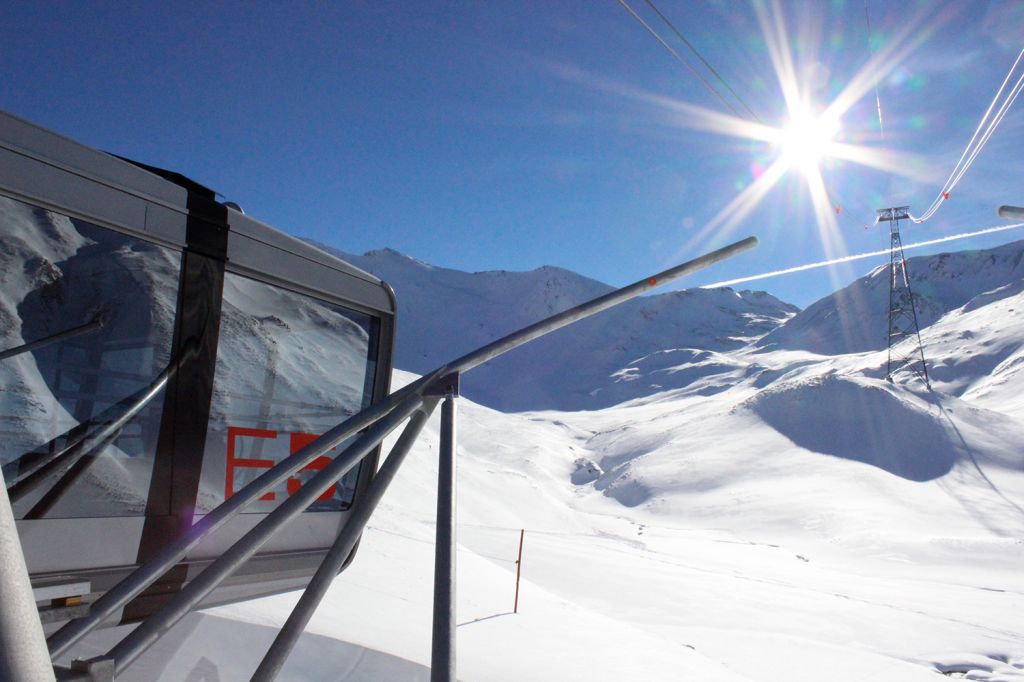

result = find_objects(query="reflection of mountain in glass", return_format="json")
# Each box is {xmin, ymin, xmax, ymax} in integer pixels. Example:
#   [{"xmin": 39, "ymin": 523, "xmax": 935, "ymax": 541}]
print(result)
[
  {"xmin": 1, "ymin": 197, "xmax": 92, "ymax": 456},
  {"xmin": 0, "ymin": 195, "xmax": 180, "ymax": 517},
  {"xmin": 197, "ymin": 273, "xmax": 379, "ymax": 514},
  {"xmin": 213, "ymin": 273, "xmax": 375, "ymax": 428},
  {"xmin": 1, "ymin": 192, "xmax": 382, "ymax": 520}
]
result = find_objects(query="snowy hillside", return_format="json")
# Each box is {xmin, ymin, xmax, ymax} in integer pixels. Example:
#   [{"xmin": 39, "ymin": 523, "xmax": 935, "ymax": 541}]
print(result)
[
  {"xmin": 322, "ymin": 240, "xmax": 1024, "ymax": 416},
  {"xmin": 78, "ymin": 360, "xmax": 1024, "ymax": 681},
  {"xmin": 315, "ymin": 244, "xmax": 796, "ymax": 411},
  {"xmin": 760, "ymin": 240, "xmax": 1024, "ymax": 355},
  {"xmin": 63, "ymin": 236, "xmax": 1024, "ymax": 682}
]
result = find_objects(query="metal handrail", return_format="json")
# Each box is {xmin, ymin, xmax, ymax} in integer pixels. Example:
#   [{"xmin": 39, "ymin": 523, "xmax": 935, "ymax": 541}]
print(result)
[
  {"xmin": 250, "ymin": 400, "xmax": 439, "ymax": 681},
  {"xmin": 42, "ymin": 236, "xmax": 756, "ymax": 679},
  {"xmin": 0, "ymin": 312, "xmax": 107, "ymax": 363},
  {"xmin": 7, "ymin": 343, "xmax": 195, "ymax": 504},
  {"xmin": 103, "ymin": 394, "xmax": 427, "ymax": 675},
  {"xmin": 45, "ymin": 384, "xmax": 426, "ymax": 659},
  {"xmin": 998, "ymin": 205, "xmax": 1024, "ymax": 221}
]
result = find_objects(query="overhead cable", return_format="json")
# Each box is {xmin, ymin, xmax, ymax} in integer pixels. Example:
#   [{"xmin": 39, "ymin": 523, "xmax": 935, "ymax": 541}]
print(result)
[
  {"xmin": 616, "ymin": 0, "xmax": 744, "ymax": 119},
  {"xmin": 863, "ymin": 0, "xmax": 885, "ymax": 138},
  {"xmin": 703, "ymin": 221, "xmax": 1024, "ymax": 289},
  {"xmin": 910, "ymin": 47, "xmax": 1024, "ymax": 224},
  {"xmin": 826, "ymin": 185, "xmax": 873, "ymax": 230},
  {"xmin": 641, "ymin": 0, "xmax": 762, "ymax": 122}
]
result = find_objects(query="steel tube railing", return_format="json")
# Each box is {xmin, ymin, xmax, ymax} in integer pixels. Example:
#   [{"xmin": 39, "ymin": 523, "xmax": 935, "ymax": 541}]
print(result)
[
  {"xmin": 430, "ymin": 391, "xmax": 457, "ymax": 682},
  {"xmin": 6, "ymin": 339, "xmax": 199, "ymax": 503},
  {"xmin": 102, "ymin": 394, "xmax": 424, "ymax": 674},
  {"xmin": 46, "ymin": 385, "xmax": 425, "ymax": 659},
  {"xmin": 0, "ymin": 469, "xmax": 56, "ymax": 682},
  {"xmin": 41, "ymin": 235, "xmax": 757, "ymax": 678},
  {"xmin": 250, "ymin": 400, "xmax": 438, "ymax": 681},
  {"xmin": 998, "ymin": 205, "xmax": 1024, "ymax": 221},
  {"xmin": 8, "ymin": 361, "xmax": 176, "ymax": 503},
  {"xmin": 0, "ymin": 313, "xmax": 106, "ymax": 363}
]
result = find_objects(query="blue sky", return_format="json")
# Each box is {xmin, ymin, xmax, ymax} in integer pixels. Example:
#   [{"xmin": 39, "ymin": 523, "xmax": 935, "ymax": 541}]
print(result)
[{"xmin": 2, "ymin": 1, "xmax": 1022, "ymax": 306}]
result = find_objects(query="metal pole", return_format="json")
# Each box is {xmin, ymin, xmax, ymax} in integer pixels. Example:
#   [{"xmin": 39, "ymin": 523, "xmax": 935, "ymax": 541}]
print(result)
[
  {"xmin": 513, "ymin": 529, "xmax": 524, "ymax": 614},
  {"xmin": 251, "ymin": 401, "xmax": 437, "ymax": 682},
  {"xmin": 47, "ymin": 237, "xmax": 756, "ymax": 665},
  {"xmin": 101, "ymin": 394, "xmax": 425, "ymax": 676},
  {"xmin": 46, "ymin": 238, "xmax": 753, "ymax": 659},
  {"xmin": 0, "ymin": 469, "xmax": 55, "ymax": 681},
  {"xmin": 998, "ymin": 205, "xmax": 1024, "ymax": 221},
  {"xmin": 0, "ymin": 313, "xmax": 105, "ymax": 362},
  {"xmin": 430, "ymin": 391, "xmax": 457, "ymax": 682},
  {"xmin": 47, "ymin": 386, "xmax": 423, "ymax": 660}
]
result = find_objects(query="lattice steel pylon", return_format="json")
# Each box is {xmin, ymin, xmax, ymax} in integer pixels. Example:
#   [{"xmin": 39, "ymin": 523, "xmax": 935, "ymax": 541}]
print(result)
[{"xmin": 876, "ymin": 206, "xmax": 930, "ymax": 387}]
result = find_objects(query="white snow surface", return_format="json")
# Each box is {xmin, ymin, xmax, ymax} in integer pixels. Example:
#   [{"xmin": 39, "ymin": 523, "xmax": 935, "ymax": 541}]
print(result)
[
  {"xmin": 758, "ymin": 240, "xmax": 1024, "ymax": 355},
  {"xmin": 73, "ymin": 239, "xmax": 1024, "ymax": 681},
  {"xmin": 315, "ymin": 244, "xmax": 797, "ymax": 411}
]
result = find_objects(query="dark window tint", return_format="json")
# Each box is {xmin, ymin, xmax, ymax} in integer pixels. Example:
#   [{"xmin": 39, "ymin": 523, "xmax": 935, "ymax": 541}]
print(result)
[
  {"xmin": 197, "ymin": 272, "xmax": 379, "ymax": 514},
  {"xmin": 0, "ymin": 195, "xmax": 180, "ymax": 518}
]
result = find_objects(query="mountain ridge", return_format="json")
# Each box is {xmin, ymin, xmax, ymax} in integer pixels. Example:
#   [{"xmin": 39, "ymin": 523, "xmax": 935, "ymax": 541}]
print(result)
[
  {"xmin": 309, "ymin": 241, "xmax": 797, "ymax": 410},
  {"xmin": 759, "ymin": 239, "xmax": 1024, "ymax": 355}
]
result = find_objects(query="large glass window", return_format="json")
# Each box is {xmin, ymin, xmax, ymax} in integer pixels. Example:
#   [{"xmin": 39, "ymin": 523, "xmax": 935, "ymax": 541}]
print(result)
[
  {"xmin": 0, "ymin": 195, "xmax": 180, "ymax": 518},
  {"xmin": 197, "ymin": 272, "xmax": 379, "ymax": 514}
]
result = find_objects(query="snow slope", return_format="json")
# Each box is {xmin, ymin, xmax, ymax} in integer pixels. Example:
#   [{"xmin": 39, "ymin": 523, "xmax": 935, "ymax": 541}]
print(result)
[
  {"xmin": 58, "ymin": 237, "xmax": 1024, "ymax": 681},
  {"xmin": 759, "ymin": 240, "xmax": 1024, "ymax": 355},
  {"xmin": 92, "ymin": 359, "xmax": 1024, "ymax": 681},
  {"xmin": 319, "ymin": 245, "xmax": 796, "ymax": 411}
]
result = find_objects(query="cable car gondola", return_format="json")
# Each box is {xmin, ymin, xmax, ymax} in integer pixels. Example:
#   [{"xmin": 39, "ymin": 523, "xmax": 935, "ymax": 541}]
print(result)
[{"xmin": 0, "ymin": 108, "xmax": 395, "ymax": 628}]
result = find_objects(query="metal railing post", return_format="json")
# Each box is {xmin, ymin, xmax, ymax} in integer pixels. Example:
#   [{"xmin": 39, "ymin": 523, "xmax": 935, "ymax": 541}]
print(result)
[
  {"xmin": 34, "ymin": 236, "xmax": 756, "ymax": 677},
  {"xmin": 251, "ymin": 400, "xmax": 438, "ymax": 681},
  {"xmin": 99, "ymin": 394, "xmax": 425, "ymax": 676},
  {"xmin": 0, "ymin": 469, "xmax": 55, "ymax": 682},
  {"xmin": 430, "ymin": 381, "xmax": 458, "ymax": 682},
  {"xmin": 998, "ymin": 205, "xmax": 1024, "ymax": 221}
]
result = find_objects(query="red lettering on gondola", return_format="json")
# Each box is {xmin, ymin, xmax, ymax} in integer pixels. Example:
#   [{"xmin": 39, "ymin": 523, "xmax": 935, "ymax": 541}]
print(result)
[{"xmin": 225, "ymin": 427, "xmax": 335, "ymax": 503}]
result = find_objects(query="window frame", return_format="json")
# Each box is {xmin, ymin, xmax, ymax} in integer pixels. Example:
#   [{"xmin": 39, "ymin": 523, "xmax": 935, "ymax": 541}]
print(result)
[{"xmin": 0, "ymin": 109, "xmax": 396, "ymax": 620}]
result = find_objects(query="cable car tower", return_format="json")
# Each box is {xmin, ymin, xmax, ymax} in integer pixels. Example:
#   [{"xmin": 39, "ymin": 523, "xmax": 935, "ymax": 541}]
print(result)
[{"xmin": 875, "ymin": 206, "xmax": 930, "ymax": 387}]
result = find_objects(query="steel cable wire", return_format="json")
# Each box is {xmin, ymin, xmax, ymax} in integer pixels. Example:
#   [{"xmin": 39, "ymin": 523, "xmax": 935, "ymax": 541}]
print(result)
[
  {"xmin": 641, "ymin": 0, "xmax": 762, "ymax": 122},
  {"xmin": 910, "ymin": 47, "xmax": 1024, "ymax": 223},
  {"xmin": 616, "ymin": 0, "xmax": 745, "ymax": 118}
]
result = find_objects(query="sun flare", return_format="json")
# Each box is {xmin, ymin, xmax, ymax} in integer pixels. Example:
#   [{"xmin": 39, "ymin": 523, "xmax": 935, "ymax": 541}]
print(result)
[
  {"xmin": 626, "ymin": 0, "xmax": 946, "ymax": 259},
  {"xmin": 778, "ymin": 107, "xmax": 841, "ymax": 177},
  {"xmin": 592, "ymin": 0, "xmax": 949, "ymax": 264}
]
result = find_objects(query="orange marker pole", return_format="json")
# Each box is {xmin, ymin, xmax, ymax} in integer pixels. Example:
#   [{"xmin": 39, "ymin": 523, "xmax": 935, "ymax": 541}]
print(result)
[{"xmin": 513, "ymin": 529, "xmax": 525, "ymax": 614}]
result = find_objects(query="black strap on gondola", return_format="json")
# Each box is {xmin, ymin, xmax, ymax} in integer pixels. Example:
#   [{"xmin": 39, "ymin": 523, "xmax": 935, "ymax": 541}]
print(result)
[{"xmin": 125, "ymin": 174, "xmax": 230, "ymax": 622}]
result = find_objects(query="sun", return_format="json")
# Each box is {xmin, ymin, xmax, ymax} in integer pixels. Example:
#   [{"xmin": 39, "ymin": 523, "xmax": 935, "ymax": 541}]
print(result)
[
  {"xmin": 778, "ymin": 105, "xmax": 841, "ymax": 177},
  {"xmin": 588, "ymin": 0, "xmax": 944, "ymax": 259}
]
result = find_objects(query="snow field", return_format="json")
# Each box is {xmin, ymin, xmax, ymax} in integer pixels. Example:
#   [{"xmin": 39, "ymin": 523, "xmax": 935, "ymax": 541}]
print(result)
[
  {"xmin": 191, "ymin": 364, "xmax": 1024, "ymax": 680},
  {"xmin": 59, "ymin": 237, "xmax": 1024, "ymax": 681}
]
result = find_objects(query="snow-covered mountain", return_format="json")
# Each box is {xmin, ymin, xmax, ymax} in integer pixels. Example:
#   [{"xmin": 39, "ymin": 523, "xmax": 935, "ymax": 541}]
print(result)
[
  {"xmin": 315, "ymin": 244, "xmax": 797, "ymax": 411},
  {"xmin": 759, "ymin": 240, "xmax": 1024, "ymax": 355},
  {"xmin": 12, "ymin": 217, "xmax": 1024, "ymax": 681},
  {"xmin": 319, "ymin": 240, "xmax": 1024, "ymax": 418}
]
